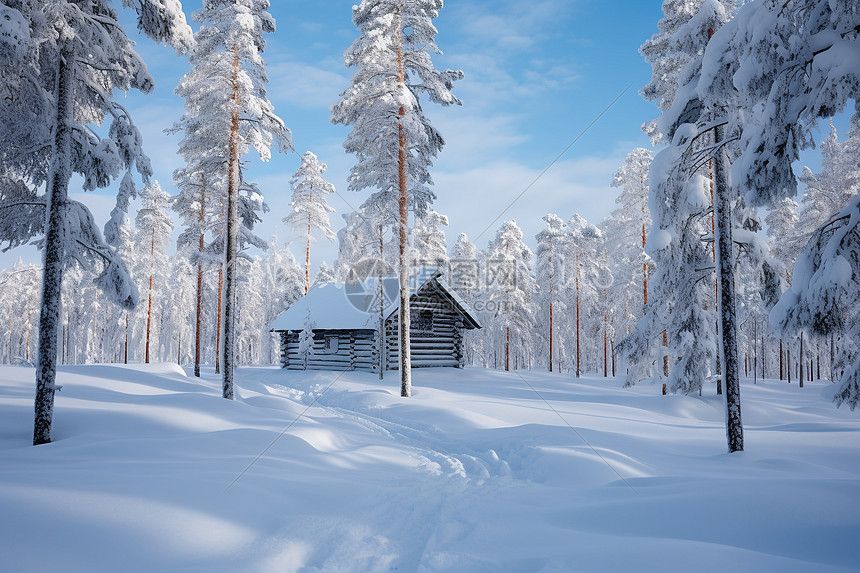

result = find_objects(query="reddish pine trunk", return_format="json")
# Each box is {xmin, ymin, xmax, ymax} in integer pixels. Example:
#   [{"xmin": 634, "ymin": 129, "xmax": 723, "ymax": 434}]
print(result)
[
  {"xmin": 215, "ymin": 267, "xmax": 223, "ymax": 374},
  {"xmin": 549, "ymin": 301, "xmax": 553, "ymax": 373},
  {"xmin": 306, "ymin": 213, "xmax": 311, "ymax": 295},
  {"xmin": 194, "ymin": 176, "xmax": 205, "ymax": 378},
  {"xmin": 575, "ymin": 259, "xmax": 581, "ymax": 378},
  {"xmin": 396, "ymin": 16, "xmax": 411, "ymax": 398}
]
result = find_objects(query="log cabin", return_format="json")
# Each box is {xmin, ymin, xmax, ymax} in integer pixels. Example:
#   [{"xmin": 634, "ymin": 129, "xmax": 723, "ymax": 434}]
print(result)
[{"xmin": 270, "ymin": 272, "xmax": 481, "ymax": 372}]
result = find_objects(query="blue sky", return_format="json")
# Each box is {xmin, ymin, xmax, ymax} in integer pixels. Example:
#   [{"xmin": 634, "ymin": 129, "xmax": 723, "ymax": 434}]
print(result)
[{"xmin": 0, "ymin": 0, "xmax": 842, "ymax": 272}]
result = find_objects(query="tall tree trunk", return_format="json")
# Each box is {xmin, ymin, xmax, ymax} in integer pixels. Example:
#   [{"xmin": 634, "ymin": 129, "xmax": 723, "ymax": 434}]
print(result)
[
  {"xmin": 215, "ymin": 266, "xmax": 223, "ymax": 374},
  {"xmin": 305, "ymin": 213, "xmax": 311, "ymax": 295},
  {"xmin": 378, "ymin": 228, "xmax": 385, "ymax": 380},
  {"xmin": 34, "ymin": 43, "xmax": 75, "ymax": 446},
  {"xmin": 505, "ymin": 327, "xmax": 510, "ymax": 372},
  {"xmin": 549, "ymin": 301, "xmax": 553, "ymax": 373},
  {"xmin": 145, "ymin": 234, "xmax": 154, "ymax": 364},
  {"xmin": 799, "ymin": 332, "xmax": 804, "ymax": 388},
  {"xmin": 396, "ymin": 18, "xmax": 411, "ymax": 398},
  {"xmin": 779, "ymin": 338, "xmax": 784, "ymax": 380},
  {"xmin": 753, "ymin": 320, "xmax": 757, "ymax": 384},
  {"xmin": 714, "ymin": 123, "xmax": 743, "ymax": 453},
  {"xmin": 222, "ymin": 45, "xmax": 241, "ymax": 400},
  {"xmin": 124, "ymin": 312, "xmax": 128, "ymax": 364},
  {"xmin": 576, "ymin": 258, "xmax": 581, "ymax": 379},
  {"xmin": 194, "ymin": 176, "xmax": 206, "ymax": 377},
  {"xmin": 642, "ymin": 222, "xmax": 648, "ymax": 308}
]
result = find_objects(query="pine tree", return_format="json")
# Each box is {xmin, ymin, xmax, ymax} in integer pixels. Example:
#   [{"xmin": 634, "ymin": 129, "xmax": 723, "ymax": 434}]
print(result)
[
  {"xmin": 134, "ymin": 180, "xmax": 173, "ymax": 363},
  {"xmin": 772, "ymin": 193, "xmax": 860, "ymax": 409},
  {"xmin": 536, "ymin": 214, "xmax": 568, "ymax": 373},
  {"xmin": 283, "ymin": 151, "xmax": 336, "ymax": 294},
  {"xmin": 413, "ymin": 209, "xmax": 449, "ymax": 269},
  {"xmin": 482, "ymin": 221, "xmax": 537, "ymax": 372},
  {"xmin": 331, "ymin": 0, "xmax": 462, "ymax": 397},
  {"xmin": 602, "ymin": 148, "xmax": 654, "ymax": 353},
  {"xmin": 187, "ymin": 0, "xmax": 290, "ymax": 399},
  {"xmin": 0, "ymin": 0, "xmax": 191, "ymax": 444}
]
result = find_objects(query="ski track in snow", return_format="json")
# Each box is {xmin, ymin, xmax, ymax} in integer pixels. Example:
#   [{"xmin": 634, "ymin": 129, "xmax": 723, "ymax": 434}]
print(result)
[{"xmin": 1, "ymin": 364, "xmax": 859, "ymax": 572}]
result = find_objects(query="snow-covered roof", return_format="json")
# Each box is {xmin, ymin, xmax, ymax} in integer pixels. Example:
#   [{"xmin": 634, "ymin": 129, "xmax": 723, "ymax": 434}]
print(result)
[
  {"xmin": 269, "ymin": 282, "xmax": 393, "ymax": 331},
  {"xmin": 270, "ymin": 272, "xmax": 481, "ymax": 331}
]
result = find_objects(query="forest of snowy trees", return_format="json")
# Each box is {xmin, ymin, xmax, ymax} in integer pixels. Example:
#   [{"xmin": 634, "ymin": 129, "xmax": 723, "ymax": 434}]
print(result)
[{"xmin": 1, "ymin": 1, "xmax": 858, "ymax": 446}]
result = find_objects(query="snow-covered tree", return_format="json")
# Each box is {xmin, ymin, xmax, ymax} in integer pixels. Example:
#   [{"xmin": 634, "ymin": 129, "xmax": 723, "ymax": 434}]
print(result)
[
  {"xmin": 283, "ymin": 151, "xmax": 336, "ymax": 294},
  {"xmin": 765, "ymin": 197, "xmax": 801, "ymax": 283},
  {"xmin": 602, "ymin": 148, "xmax": 654, "ymax": 350},
  {"xmin": 0, "ymin": 262, "xmax": 42, "ymax": 365},
  {"xmin": 449, "ymin": 232, "xmax": 481, "ymax": 365},
  {"xmin": 772, "ymin": 194, "xmax": 860, "ymax": 409},
  {"xmin": 564, "ymin": 214, "xmax": 607, "ymax": 377},
  {"xmin": 0, "ymin": 0, "xmax": 191, "ymax": 444},
  {"xmin": 480, "ymin": 221, "xmax": 538, "ymax": 371},
  {"xmin": 633, "ymin": 0, "xmax": 748, "ymax": 451},
  {"xmin": 314, "ymin": 261, "xmax": 337, "ymax": 288},
  {"xmin": 536, "ymin": 214, "xmax": 568, "ymax": 372},
  {"xmin": 639, "ymin": 0, "xmax": 740, "ymax": 144},
  {"xmin": 413, "ymin": 209, "xmax": 449, "ymax": 269},
  {"xmin": 698, "ymin": 0, "xmax": 858, "ymax": 208},
  {"xmin": 133, "ymin": 180, "xmax": 173, "ymax": 363},
  {"xmin": 331, "ymin": 0, "xmax": 462, "ymax": 397},
  {"xmin": 186, "ymin": 0, "xmax": 290, "ymax": 399},
  {"xmin": 333, "ymin": 212, "xmax": 378, "ymax": 280}
]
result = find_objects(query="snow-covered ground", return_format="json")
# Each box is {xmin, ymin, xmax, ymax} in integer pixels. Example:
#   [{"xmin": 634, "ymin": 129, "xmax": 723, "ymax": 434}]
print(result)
[{"xmin": 1, "ymin": 364, "xmax": 858, "ymax": 573}]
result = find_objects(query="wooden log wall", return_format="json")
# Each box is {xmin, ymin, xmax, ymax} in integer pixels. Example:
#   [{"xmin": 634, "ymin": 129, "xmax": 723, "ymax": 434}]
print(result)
[
  {"xmin": 385, "ymin": 291, "xmax": 466, "ymax": 369},
  {"xmin": 277, "ymin": 279, "xmax": 471, "ymax": 372},
  {"xmin": 280, "ymin": 330, "xmax": 378, "ymax": 372}
]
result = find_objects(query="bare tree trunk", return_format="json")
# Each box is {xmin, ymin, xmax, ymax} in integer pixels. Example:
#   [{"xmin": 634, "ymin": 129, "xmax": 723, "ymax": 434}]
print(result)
[
  {"xmin": 378, "ymin": 228, "xmax": 385, "ymax": 380},
  {"xmin": 305, "ymin": 213, "xmax": 311, "ymax": 295},
  {"xmin": 505, "ymin": 327, "xmax": 510, "ymax": 372},
  {"xmin": 215, "ymin": 267, "xmax": 223, "ymax": 374},
  {"xmin": 34, "ymin": 42, "xmax": 74, "ymax": 446},
  {"xmin": 799, "ymin": 332, "xmax": 804, "ymax": 388},
  {"xmin": 124, "ymin": 312, "xmax": 128, "ymax": 364},
  {"xmin": 576, "ymin": 258, "xmax": 581, "ymax": 378},
  {"xmin": 714, "ymin": 123, "xmax": 743, "ymax": 453},
  {"xmin": 642, "ymin": 222, "xmax": 648, "ymax": 308},
  {"xmin": 396, "ymin": 18, "xmax": 411, "ymax": 398},
  {"xmin": 549, "ymin": 301, "xmax": 553, "ymax": 373},
  {"xmin": 221, "ymin": 45, "xmax": 241, "ymax": 400},
  {"xmin": 194, "ymin": 176, "xmax": 206, "ymax": 377},
  {"xmin": 145, "ymin": 234, "xmax": 154, "ymax": 364}
]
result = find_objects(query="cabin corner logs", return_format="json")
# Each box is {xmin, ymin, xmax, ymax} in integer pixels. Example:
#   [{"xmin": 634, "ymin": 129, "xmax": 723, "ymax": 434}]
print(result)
[{"xmin": 276, "ymin": 276, "xmax": 480, "ymax": 372}]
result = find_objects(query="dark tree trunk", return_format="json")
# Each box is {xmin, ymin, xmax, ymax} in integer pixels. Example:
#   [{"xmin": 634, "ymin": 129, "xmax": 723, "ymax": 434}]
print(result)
[
  {"xmin": 714, "ymin": 123, "xmax": 743, "ymax": 453},
  {"xmin": 34, "ymin": 43, "xmax": 75, "ymax": 446}
]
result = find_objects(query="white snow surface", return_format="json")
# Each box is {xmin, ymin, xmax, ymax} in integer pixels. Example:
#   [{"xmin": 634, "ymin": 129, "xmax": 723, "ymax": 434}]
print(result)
[
  {"xmin": 1, "ymin": 364, "xmax": 858, "ymax": 572},
  {"xmin": 269, "ymin": 282, "xmax": 392, "ymax": 331}
]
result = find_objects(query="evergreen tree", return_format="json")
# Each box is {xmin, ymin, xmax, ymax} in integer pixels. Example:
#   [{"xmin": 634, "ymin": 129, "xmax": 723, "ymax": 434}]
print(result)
[
  {"xmin": 0, "ymin": 0, "xmax": 191, "ymax": 444},
  {"xmin": 481, "ymin": 221, "xmax": 538, "ymax": 371},
  {"xmin": 602, "ymin": 148, "xmax": 654, "ymax": 353},
  {"xmin": 283, "ymin": 151, "xmax": 336, "ymax": 294},
  {"xmin": 413, "ymin": 209, "xmax": 449, "ymax": 269},
  {"xmin": 536, "ymin": 214, "xmax": 568, "ymax": 372},
  {"xmin": 188, "ymin": 0, "xmax": 290, "ymax": 399},
  {"xmin": 133, "ymin": 180, "xmax": 174, "ymax": 364},
  {"xmin": 331, "ymin": 0, "xmax": 462, "ymax": 397},
  {"xmin": 772, "ymin": 194, "xmax": 860, "ymax": 409}
]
